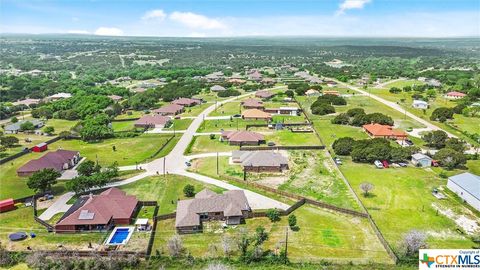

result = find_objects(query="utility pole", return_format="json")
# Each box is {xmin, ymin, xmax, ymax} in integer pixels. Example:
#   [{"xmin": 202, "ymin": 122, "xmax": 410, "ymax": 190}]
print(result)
[
  {"xmin": 216, "ymin": 151, "xmax": 219, "ymax": 175},
  {"xmin": 163, "ymin": 157, "xmax": 166, "ymax": 177}
]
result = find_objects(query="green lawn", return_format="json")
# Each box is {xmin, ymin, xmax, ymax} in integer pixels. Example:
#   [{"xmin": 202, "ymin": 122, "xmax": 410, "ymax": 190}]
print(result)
[
  {"xmin": 263, "ymin": 130, "xmax": 321, "ymax": 146},
  {"xmin": 180, "ymin": 103, "xmax": 212, "ymax": 117},
  {"xmin": 119, "ymin": 175, "xmax": 225, "ymax": 215},
  {"xmin": 198, "ymin": 119, "xmax": 269, "ymax": 133},
  {"xmin": 114, "ymin": 110, "xmax": 144, "ymax": 120},
  {"xmin": 382, "ymin": 79, "xmax": 425, "ymax": 89},
  {"xmin": 339, "ymin": 159, "xmax": 477, "ymax": 253},
  {"xmin": 0, "ymin": 206, "xmax": 107, "ymax": 251},
  {"xmin": 153, "ymin": 205, "xmax": 392, "ymax": 264},
  {"xmin": 111, "ymin": 120, "xmax": 136, "ymax": 131},
  {"xmin": 52, "ymin": 134, "xmax": 179, "ymax": 166},
  {"xmin": 208, "ymin": 101, "xmax": 242, "ymax": 116},
  {"xmin": 164, "ymin": 118, "xmax": 193, "ymax": 130},
  {"xmin": 186, "ymin": 135, "xmax": 239, "ymax": 155}
]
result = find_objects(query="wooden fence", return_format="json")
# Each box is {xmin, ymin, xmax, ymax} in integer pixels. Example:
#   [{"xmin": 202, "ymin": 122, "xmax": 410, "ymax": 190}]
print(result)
[
  {"xmin": 146, "ymin": 204, "xmax": 160, "ymax": 257},
  {"xmin": 139, "ymin": 134, "xmax": 175, "ymax": 164},
  {"xmin": 11, "ymin": 250, "xmax": 147, "ymax": 258},
  {"xmin": 245, "ymin": 122, "xmax": 311, "ymax": 130},
  {"xmin": 154, "ymin": 212, "xmax": 176, "ymax": 221},
  {"xmin": 0, "ymin": 135, "xmax": 64, "ymax": 165}
]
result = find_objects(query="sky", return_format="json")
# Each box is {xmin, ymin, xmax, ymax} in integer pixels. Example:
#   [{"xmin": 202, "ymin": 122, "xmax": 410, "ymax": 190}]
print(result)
[{"xmin": 1, "ymin": 0, "xmax": 479, "ymax": 37}]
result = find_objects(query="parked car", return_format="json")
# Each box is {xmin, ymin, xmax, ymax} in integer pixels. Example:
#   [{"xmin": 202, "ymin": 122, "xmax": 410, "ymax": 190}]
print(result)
[
  {"xmin": 185, "ymin": 161, "xmax": 192, "ymax": 167},
  {"xmin": 174, "ymin": 115, "xmax": 181, "ymax": 119},
  {"xmin": 374, "ymin": 160, "xmax": 384, "ymax": 169},
  {"xmin": 232, "ymin": 114, "xmax": 241, "ymax": 118},
  {"xmin": 431, "ymin": 160, "xmax": 439, "ymax": 167},
  {"xmin": 398, "ymin": 162, "xmax": 408, "ymax": 167},
  {"xmin": 267, "ymin": 142, "xmax": 276, "ymax": 147},
  {"xmin": 406, "ymin": 127, "xmax": 413, "ymax": 132},
  {"xmin": 405, "ymin": 139, "xmax": 414, "ymax": 146},
  {"xmin": 334, "ymin": 157, "xmax": 342, "ymax": 165},
  {"xmin": 382, "ymin": 160, "xmax": 389, "ymax": 168}
]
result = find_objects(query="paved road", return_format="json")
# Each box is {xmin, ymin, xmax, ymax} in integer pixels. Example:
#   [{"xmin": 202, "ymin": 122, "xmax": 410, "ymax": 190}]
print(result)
[
  {"xmin": 373, "ymin": 78, "xmax": 406, "ymax": 89},
  {"xmin": 330, "ymin": 78, "xmax": 457, "ymax": 138},
  {"xmin": 40, "ymin": 86, "xmax": 288, "ymax": 220},
  {"xmin": 185, "ymin": 152, "xmax": 232, "ymax": 160}
]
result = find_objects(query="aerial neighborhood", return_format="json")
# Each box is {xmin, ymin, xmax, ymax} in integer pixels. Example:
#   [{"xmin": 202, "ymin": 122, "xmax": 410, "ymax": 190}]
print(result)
[{"xmin": 0, "ymin": 11, "xmax": 479, "ymax": 270}]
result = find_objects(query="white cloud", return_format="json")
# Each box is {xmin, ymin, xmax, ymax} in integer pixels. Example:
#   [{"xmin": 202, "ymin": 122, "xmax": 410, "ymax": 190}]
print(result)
[
  {"xmin": 94, "ymin": 27, "xmax": 124, "ymax": 36},
  {"xmin": 188, "ymin": 32, "xmax": 207, "ymax": 37},
  {"xmin": 169, "ymin": 11, "xmax": 227, "ymax": 30},
  {"xmin": 337, "ymin": 0, "xmax": 371, "ymax": 15},
  {"xmin": 142, "ymin": 9, "xmax": 166, "ymax": 21},
  {"xmin": 67, "ymin": 29, "xmax": 89, "ymax": 34}
]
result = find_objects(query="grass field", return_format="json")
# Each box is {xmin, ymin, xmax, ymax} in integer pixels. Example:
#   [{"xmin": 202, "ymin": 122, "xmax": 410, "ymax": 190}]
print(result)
[
  {"xmin": 180, "ymin": 103, "xmax": 212, "ymax": 117},
  {"xmin": 208, "ymin": 101, "xmax": 242, "ymax": 116},
  {"xmin": 339, "ymin": 159, "xmax": 477, "ymax": 253},
  {"xmin": 119, "ymin": 174, "xmax": 225, "ymax": 214},
  {"xmin": 152, "ymin": 205, "xmax": 392, "ymax": 264},
  {"xmin": 0, "ymin": 206, "xmax": 107, "ymax": 251},
  {"xmin": 114, "ymin": 110, "xmax": 144, "ymax": 120},
  {"xmin": 197, "ymin": 118, "xmax": 269, "ymax": 133},
  {"xmin": 186, "ymin": 135, "xmax": 239, "ymax": 155},
  {"xmin": 164, "ymin": 118, "xmax": 194, "ymax": 130},
  {"xmin": 111, "ymin": 120, "xmax": 136, "ymax": 131}
]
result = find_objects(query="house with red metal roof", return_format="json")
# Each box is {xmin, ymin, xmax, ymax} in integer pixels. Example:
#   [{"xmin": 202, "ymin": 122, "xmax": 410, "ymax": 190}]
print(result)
[
  {"xmin": 55, "ymin": 188, "xmax": 138, "ymax": 233},
  {"xmin": 445, "ymin": 91, "xmax": 466, "ymax": 99},
  {"xmin": 134, "ymin": 115, "xmax": 171, "ymax": 128},
  {"xmin": 17, "ymin": 149, "xmax": 80, "ymax": 177},
  {"xmin": 363, "ymin": 123, "xmax": 407, "ymax": 140},
  {"xmin": 221, "ymin": 131, "xmax": 265, "ymax": 145}
]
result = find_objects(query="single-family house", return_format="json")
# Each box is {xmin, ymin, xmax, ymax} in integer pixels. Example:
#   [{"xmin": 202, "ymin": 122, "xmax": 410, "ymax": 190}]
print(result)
[
  {"xmin": 426, "ymin": 79, "xmax": 442, "ymax": 87},
  {"xmin": 228, "ymin": 78, "xmax": 246, "ymax": 85},
  {"xmin": 264, "ymin": 107, "xmax": 300, "ymax": 116},
  {"xmin": 17, "ymin": 149, "xmax": 80, "ymax": 177},
  {"xmin": 45, "ymin": 92, "xmax": 72, "ymax": 101},
  {"xmin": 108, "ymin": 95, "xmax": 123, "ymax": 102},
  {"xmin": 325, "ymin": 81, "xmax": 338, "ymax": 87},
  {"xmin": 12, "ymin": 98, "xmax": 41, "ymax": 107},
  {"xmin": 447, "ymin": 172, "xmax": 480, "ymax": 211},
  {"xmin": 172, "ymin": 98, "xmax": 202, "ymax": 107},
  {"xmin": 242, "ymin": 109, "xmax": 272, "ymax": 120},
  {"xmin": 4, "ymin": 119, "xmax": 44, "ymax": 134},
  {"xmin": 323, "ymin": 90, "xmax": 340, "ymax": 96},
  {"xmin": 241, "ymin": 98, "xmax": 264, "ymax": 109},
  {"xmin": 32, "ymin": 142, "xmax": 48, "ymax": 153},
  {"xmin": 363, "ymin": 123, "xmax": 408, "ymax": 140},
  {"xmin": 153, "ymin": 104, "xmax": 185, "ymax": 116},
  {"xmin": 232, "ymin": 151, "xmax": 289, "ymax": 172},
  {"xmin": 261, "ymin": 78, "xmax": 275, "ymax": 85},
  {"xmin": 175, "ymin": 189, "xmax": 251, "ymax": 233},
  {"xmin": 248, "ymin": 70, "xmax": 262, "ymax": 81},
  {"xmin": 445, "ymin": 91, "xmax": 466, "ymax": 99},
  {"xmin": 221, "ymin": 131, "xmax": 265, "ymax": 145},
  {"xmin": 133, "ymin": 87, "xmax": 146, "ymax": 93},
  {"xmin": 411, "ymin": 153, "xmax": 432, "ymax": 167},
  {"xmin": 412, "ymin": 100, "xmax": 429, "ymax": 109},
  {"xmin": 255, "ymin": 91, "xmax": 275, "ymax": 99},
  {"xmin": 55, "ymin": 188, "xmax": 139, "ymax": 233},
  {"xmin": 210, "ymin": 85, "xmax": 226, "ymax": 92},
  {"xmin": 205, "ymin": 71, "xmax": 224, "ymax": 82},
  {"xmin": 305, "ymin": 89, "xmax": 320, "ymax": 96},
  {"xmin": 134, "ymin": 115, "xmax": 171, "ymax": 129}
]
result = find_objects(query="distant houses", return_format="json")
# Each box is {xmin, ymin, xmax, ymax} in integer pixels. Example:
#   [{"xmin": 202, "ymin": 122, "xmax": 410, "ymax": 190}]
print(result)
[
  {"xmin": 172, "ymin": 98, "xmax": 202, "ymax": 107},
  {"xmin": 4, "ymin": 119, "xmax": 44, "ymax": 134},
  {"xmin": 108, "ymin": 95, "xmax": 123, "ymax": 102},
  {"xmin": 363, "ymin": 123, "xmax": 407, "ymax": 140},
  {"xmin": 322, "ymin": 90, "xmax": 340, "ymax": 96},
  {"xmin": 153, "ymin": 104, "xmax": 185, "ymax": 116},
  {"xmin": 210, "ymin": 85, "xmax": 226, "ymax": 92},
  {"xmin": 241, "ymin": 98, "xmax": 264, "ymax": 109},
  {"xmin": 17, "ymin": 149, "xmax": 80, "ymax": 177},
  {"xmin": 55, "ymin": 188, "xmax": 139, "ymax": 233},
  {"xmin": 447, "ymin": 172, "xmax": 480, "ymax": 211},
  {"xmin": 445, "ymin": 91, "xmax": 466, "ymax": 99},
  {"xmin": 255, "ymin": 90, "xmax": 275, "ymax": 100},
  {"xmin": 12, "ymin": 98, "xmax": 41, "ymax": 107},
  {"xmin": 242, "ymin": 109, "xmax": 272, "ymax": 120},
  {"xmin": 305, "ymin": 89, "xmax": 320, "ymax": 96},
  {"xmin": 175, "ymin": 189, "xmax": 251, "ymax": 234},
  {"xmin": 134, "ymin": 115, "xmax": 171, "ymax": 129},
  {"xmin": 221, "ymin": 131, "xmax": 265, "ymax": 145},
  {"xmin": 248, "ymin": 70, "xmax": 263, "ymax": 82},
  {"xmin": 232, "ymin": 151, "xmax": 289, "ymax": 172},
  {"xmin": 264, "ymin": 107, "xmax": 300, "ymax": 116},
  {"xmin": 412, "ymin": 100, "xmax": 429, "ymax": 109},
  {"xmin": 45, "ymin": 92, "xmax": 72, "ymax": 101}
]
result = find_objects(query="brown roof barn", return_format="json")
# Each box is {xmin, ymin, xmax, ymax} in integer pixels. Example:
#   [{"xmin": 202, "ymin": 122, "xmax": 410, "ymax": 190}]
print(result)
[
  {"xmin": 221, "ymin": 131, "xmax": 265, "ymax": 145},
  {"xmin": 152, "ymin": 104, "xmax": 184, "ymax": 115},
  {"xmin": 55, "ymin": 188, "xmax": 138, "ymax": 233},
  {"xmin": 172, "ymin": 98, "xmax": 201, "ymax": 107},
  {"xmin": 232, "ymin": 151, "xmax": 289, "ymax": 172},
  {"xmin": 17, "ymin": 149, "xmax": 80, "ymax": 177},
  {"xmin": 241, "ymin": 98, "xmax": 264, "ymax": 109},
  {"xmin": 255, "ymin": 91, "xmax": 275, "ymax": 99},
  {"xmin": 134, "ymin": 115, "xmax": 171, "ymax": 128},
  {"xmin": 175, "ymin": 189, "xmax": 251, "ymax": 233},
  {"xmin": 242, "ymin": 109, "xmax": 272, "ymax": 120}
]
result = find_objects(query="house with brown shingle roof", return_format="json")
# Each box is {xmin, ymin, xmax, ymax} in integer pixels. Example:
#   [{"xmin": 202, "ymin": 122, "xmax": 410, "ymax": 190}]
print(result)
[
  {"xmin": 55, "ymin": 188, "xmax": 138, "ymax": 233},
  {"xmin": 134, "ymin": 115, "xmax": 171, "ymax": 129},
  {"xmin": 17, "ymin": 149, "xmax": 80, "ymax": 177},
  {"xmin": 175, "ymin": 189, "xmax": 251, "ymax": 234},
  {"xmin": 242, "ymin": 109, "xmax": 272, "ymax": 120},
  {"xmin": 172, "ymin": 98, "xmax": 202, "ymax": 107},
  {"xmin": 152, "ymin": 104, "xmax": 184, "ymax": 116},
  {"xmin": 363, "ymin": 123, "xmax": 407, "ymax": 140},
  {"xmin": 255, "ymin": 91, "xmax": 275, "ymax": 99},
  {"xmin": 221, "ymin": 131, "xmax": 265, "ymax": 145},
  {"xmin": 241, "ymin": 98, "xmax": 264, "ymax": 109},
  {"xmin": 232, "ymin": 151, "xmax": 289, "ymax": 172},
  {"xmin": 12, "ymin": 98, "xmax": 41, "ymax": 107},
  {"xmin": 108, "ymin": 95, "xmax": 123, "ymax": 102},
  {"xmin": 210, "ymin": 85, "xmax": 226, "ymax": 92}
]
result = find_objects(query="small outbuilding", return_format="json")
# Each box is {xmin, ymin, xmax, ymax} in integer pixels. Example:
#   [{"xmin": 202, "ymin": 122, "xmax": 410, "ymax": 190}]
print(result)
[
  {"xmin": 412, "ymin": 100, "xmax": 429, "ymax": 109},
  {"xmin": 32, "ymin": 142, "xmax": 48, "ymax": 153},
  {"xmin": 411, "ymin": 153, "xmax": 432, "ymax": 167},
  {"xmin": 447, "ymin": 172, "xmax": 480, "ymax": 211},
  {"xmin": 0, "ymin": 198, "xmax": 15, "ymax": 213}
]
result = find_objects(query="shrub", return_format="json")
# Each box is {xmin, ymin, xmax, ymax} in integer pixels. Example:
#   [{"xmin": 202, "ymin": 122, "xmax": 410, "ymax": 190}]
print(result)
[
  {"xmin": 430, "ymin": 107, "xmax": 454, "ymax": 122},
  {"xmin": 434, "ymin": 148, "xmax": 467, "ymax": 170},
  {"xmin": 288, "ymin": 214, "xmax": 297, "ymax": 229},
  {"xmin": 346, "ymin": 108, "xmax": 365, "ymax": 117},
  {"xmin": 266, "ymin": 209, "xmax": 280, "ymax": 222},
  {"xmin": 217, "ymin": 89, "xmax": 241, "ymax": 97},
  {"xmin": 183, "ymin": 184, "xmax": 195, "ymax": 197},
  {"xmin": 332, "ymin": 137, "xmax": 355, "ymax": 155},
  {"xmin": 331, "ymin": 113, "xmax": 349, "ymax": 125},
  {"xmin": 311, "ymin": 103, "xmax": 335, "ymax": 115}
]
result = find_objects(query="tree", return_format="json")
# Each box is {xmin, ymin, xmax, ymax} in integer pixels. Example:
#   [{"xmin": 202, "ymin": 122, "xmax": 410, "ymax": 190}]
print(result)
[
  {"xmin": 401, "ymin": 230, "xmax": 427, "ymax": 257},
  {"xmin": 167, "ymin": 234, "xmax": 184, "ymax": 257},
  {"xmin": 0, "ymin": 136, "xmax": 19, "ymax": 148},
  {"xmin": 43, "ymin": 126, "xmax": 55, "ymax": 135},
  {"xmin": 266, "ymin": 208, "xmax": 280, "ymax": 222},
  {"xmin": 360, "ymin": 182, "xmax": 374, "ymax": 197},
  {"xmin": 183, "ymin": 184, "xmax": 195, "ymax": 197},
  {"xmin": 253, "ymin": 226, "xmax": 269, "ymax": 246},
  {"xmin": 390, "ymin": 147, "xmax": 411, "ymax": 162},
  {"xmin": 332, "ymin": 137, "xmax": 355, "ymax": 155},
  {"xmin": 288, "ymin": 214, "xmax": 297, "ymax": 229},
  {"xmin": 284, "ymin": 90, "xmax": 294, "ymax": 98},
  {"xmin": 80, "ymin": 113, "xmax": 113, "ymax": 141},
  {"xmin": 430, "ymin": 107, "xmax": 454, "ymax": 122},
  {"xmin": 236, "ymin": 228, "xmax": 250, "ymax": 258},
  {"xmin": 10, "ymin": 117, "xmax": 18, "ymax": 123},
  {"xmin": 422, "ymin": 130, "xmax": 448, "ymax": 149},
  {"xmin": 27, "ymin": 168, "xmax": 60, "ymax": 193},
  {"xmin": 20, "ymin": 121, "xmax": 35, "ymax": 131},
  {"xmin": 346, "ymin": 108, "xmax": 365, "ymax": 117},
  {"xmin": 389, "ymin": 87, "xmax": 401, "ymax": 94},
  {"xmin": 58, "ymin": 130, "xmax": 72, "ymax": 139},
  {"xmin": 434, "ymin": 148, "xmax": 466, "ymax": 170},
  {"xmin": 331, "ymin": 113, "xmax": 349, "ymax": 125},
  {"xmin": 77, "ymin": 160, "xmax": 100, "ymax": 177},
  {"xmin": 311, "ymin": 103, "xmax": 335, "ymax": 115},
  {"xmin": 445, "ymin": 138, "xmax": 466, "ymax": 152},
  {"xmin": 426, "ymin": 89, "xmax": 437, "ymax": 99}
]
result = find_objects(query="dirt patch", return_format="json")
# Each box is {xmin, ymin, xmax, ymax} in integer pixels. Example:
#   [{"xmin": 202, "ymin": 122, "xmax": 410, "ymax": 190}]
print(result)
[
  {"xmin": 257, "ymin": 176, "xmax": 288, "ymax": 188},
  {"xmin": 432, "ymin": 203, "xmax": 480, "ymax": 234}
]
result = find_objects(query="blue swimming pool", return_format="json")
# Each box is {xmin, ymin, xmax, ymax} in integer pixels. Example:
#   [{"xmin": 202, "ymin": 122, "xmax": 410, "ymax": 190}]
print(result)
[{"xmin": 107, "ymin": 228, "xmax": 132, "ymax": 245}]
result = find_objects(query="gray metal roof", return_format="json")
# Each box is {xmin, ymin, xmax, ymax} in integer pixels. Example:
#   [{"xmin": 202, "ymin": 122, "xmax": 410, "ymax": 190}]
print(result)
[
  {"xmin": 448, "ymin": 172, "xmax": 480, "ymax": 200},
  {"xmin": 5, "ymin": 119, "xmax": 43, "ymax": 131}
]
